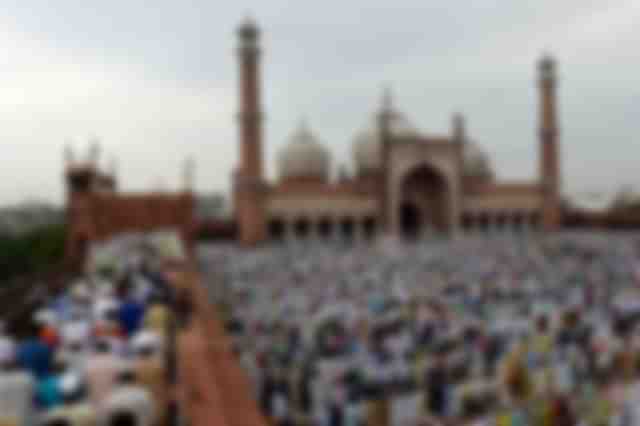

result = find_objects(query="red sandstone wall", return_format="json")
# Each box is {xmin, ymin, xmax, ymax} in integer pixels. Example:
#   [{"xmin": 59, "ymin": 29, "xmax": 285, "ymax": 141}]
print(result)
[{"xmin": 66, "ymin": 192, "xmax": 195, "ymax": 267}]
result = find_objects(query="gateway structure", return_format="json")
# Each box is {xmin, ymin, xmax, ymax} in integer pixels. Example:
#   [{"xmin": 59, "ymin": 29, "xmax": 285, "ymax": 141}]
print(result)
[{"xmin": 234, "ymin": 18, "xmax": 562, "ymax": 245}]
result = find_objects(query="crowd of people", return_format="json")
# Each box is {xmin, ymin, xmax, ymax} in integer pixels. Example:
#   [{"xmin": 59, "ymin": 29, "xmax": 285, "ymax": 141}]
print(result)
[
  {"xmin": 199, "ymin": 233, "xmax": 640, "ymax": 426},
  {"xmin": 0, "ymin": 232, "xmax": 182, "ymax": 426}
]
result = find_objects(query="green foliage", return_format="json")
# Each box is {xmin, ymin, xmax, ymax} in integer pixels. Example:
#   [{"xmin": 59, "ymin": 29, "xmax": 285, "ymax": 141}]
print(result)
[{"xmin": 0, "ymin": 223, "xmax": 66, "ymax": 282}]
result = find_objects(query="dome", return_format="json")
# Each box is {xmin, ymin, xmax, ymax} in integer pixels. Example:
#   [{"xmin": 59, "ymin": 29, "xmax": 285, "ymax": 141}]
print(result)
[
  {"xmin": 278, "ymin": 121, "xmax": 331, "ymax": 181},
  {"xmin": 352, "ymin": 112, "xmax": 420, "ymax": 173},
  {"xmin": 463, "ymin": 142, "xmax": 494, "ymax": 179}
]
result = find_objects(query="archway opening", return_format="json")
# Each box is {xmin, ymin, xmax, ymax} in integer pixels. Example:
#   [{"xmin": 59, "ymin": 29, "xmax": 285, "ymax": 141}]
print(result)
[
  {"xmin": 363, "ymin": 217, "xmax": 377, "ymax": 241},
  {"xmin": 478, "ymin": 213, "xmax": 489, "ymax": 233},
  {"xmin": 496, "ymin": 214, "xmax": 506, "ymax": 233},
  {"xmin": 400, "ymin": 202, "xmax": 421, "ymax": 239},
  {"xmin": 398, "ymin": 165, "xmax": 449, "ymax": 239},
  {"xmin": 462, "ymin": 213, "xmax": 473, "ymax": 232},
  {"xmin": 268, "ymin": 219, "xmax": 285, "ymax": 241},
  {"xmin": 530, "ymin": 213, "xmax": 540, "ymax": 231},
  {"xmin": 318, "ymin": 218, "xmax": 333, "ymax": 240},
  {"xmin": 340, "ymin": 218, "xmax": 355, "ymax": 241},
  {"xmin": 513, "ymin": 213, "xmax": 523, "ymax": 233},
  {"xmin": 294, "ymin": 218, "xmax": 310, "ymax": 239}
]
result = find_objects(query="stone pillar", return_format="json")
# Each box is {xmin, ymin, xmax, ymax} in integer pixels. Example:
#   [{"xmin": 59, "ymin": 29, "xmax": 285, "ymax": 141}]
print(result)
[{"xmin": 379, "ymin": 88, "xmax": 394, "ymax": 235}]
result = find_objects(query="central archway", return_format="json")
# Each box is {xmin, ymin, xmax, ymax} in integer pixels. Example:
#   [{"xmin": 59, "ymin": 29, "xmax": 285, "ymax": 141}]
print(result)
[
  {"xmin": 398, "ymin": 165, "xmax": 450, "ymax": 239},
  {"xmin": 400, "ymin": 202, "xmax": 421, "ymax": 239}
]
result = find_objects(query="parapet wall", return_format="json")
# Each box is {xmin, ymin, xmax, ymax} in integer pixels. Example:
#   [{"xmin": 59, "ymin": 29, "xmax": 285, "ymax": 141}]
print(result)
[{"xmin": 169, "ymin": 262, "xmax": 268, "ymax": 426}]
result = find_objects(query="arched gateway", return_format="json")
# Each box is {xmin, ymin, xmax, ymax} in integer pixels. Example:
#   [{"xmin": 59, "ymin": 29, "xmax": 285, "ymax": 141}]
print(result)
[{"xmin": 398, "ymin": 165, "xmax": 451, "ymax": 238}]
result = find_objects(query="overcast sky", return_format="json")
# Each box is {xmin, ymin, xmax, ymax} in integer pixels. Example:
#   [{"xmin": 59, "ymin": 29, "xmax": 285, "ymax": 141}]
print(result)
[{"xmin": 1, "ymin": 0, "xmax": 637, "ymax": 206}]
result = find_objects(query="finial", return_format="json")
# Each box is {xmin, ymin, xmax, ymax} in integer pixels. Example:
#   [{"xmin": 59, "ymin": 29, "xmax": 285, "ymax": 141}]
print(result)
[
  {"xmin": 238, "ymin": 14, "xmax": 259, "ymax": 41},
  {"xmin": 299, "ymin": 117, "xmax": 311, "ymax": 134},
  {"xmin": 292, "ymin": 118, "xmax": 316, "ymax": 144},
  {"xmin": 108, "ymin": 155, "xmax": 118, "ymax": 177},
  {"xmin": 183, "ymin": 156, "xmax": 195, "ymax": 191},
  {"xmin": 88, "ymin": 136, "xmax": 101, "ymax": 167},
  {"xmin": 381, "ymin": 84, "xmax": 394, "ymax": 112},
  {"xmin": 153, "ymin": 178, "xmax": 167, "ymax": 193},
  {"xmin": 338, "ymin": 165, "xmax": 350, "ymax": 183},
  {"xmin": 64, "ymin": 141, "xmax": 75, "ymax": 166},
  {"xmin": 539, "ymin": 51, "xmax": 556, "ymax": 81},
  {"xmin": 453, "ymin": 112, "xmax": 466, "ymax": 141}
]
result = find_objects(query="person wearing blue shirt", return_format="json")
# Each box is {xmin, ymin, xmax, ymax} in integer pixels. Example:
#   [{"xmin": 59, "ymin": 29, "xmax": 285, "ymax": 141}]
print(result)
[
  {"xmin": 36, "ymin": 373, "xmax": 63, "ymax": 410},
  {"xmin": 17, "ymin": 328, "xmax": 53, "ymax": 379},
  {"xmin": 118, "ymin": 298, "xmax": 146, "ymax": 337}
]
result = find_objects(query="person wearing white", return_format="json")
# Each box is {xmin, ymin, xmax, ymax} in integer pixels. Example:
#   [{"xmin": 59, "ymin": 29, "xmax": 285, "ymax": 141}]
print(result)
[
  {"xmin": 0, "ymin": 362, "xmax": 35, "ymax": 426},
  {"xmin": 0, "ymin": 322, "xmax": 16, "ymax": 366},
  {"xmin": 101, "ymin": 370, "xmax": 155, "ymax": 426}
]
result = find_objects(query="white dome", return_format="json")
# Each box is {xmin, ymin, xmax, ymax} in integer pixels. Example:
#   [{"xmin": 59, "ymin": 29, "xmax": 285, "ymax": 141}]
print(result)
[
  {"xmin": 463, "ymin": 142, "xmax": 493, "ymax": 179},
  {"xmin": 278, "ymin": 121, "xmax": 331, "ymax": 181},
  {"xmin": 352, "ymin": 112, "xmax": 419, "ymax": 173}
]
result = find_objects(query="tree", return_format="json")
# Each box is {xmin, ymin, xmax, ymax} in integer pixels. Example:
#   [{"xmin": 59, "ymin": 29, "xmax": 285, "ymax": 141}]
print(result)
[{"xmin": 0, "ymin": 223, "xmax": 66, "ymax": 284}]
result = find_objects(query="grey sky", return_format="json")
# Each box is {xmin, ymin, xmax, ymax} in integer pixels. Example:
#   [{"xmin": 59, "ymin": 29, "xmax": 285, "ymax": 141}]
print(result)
[{"xmin": 1, "ymin": 0, "xmax": 638, "ymax": 206}]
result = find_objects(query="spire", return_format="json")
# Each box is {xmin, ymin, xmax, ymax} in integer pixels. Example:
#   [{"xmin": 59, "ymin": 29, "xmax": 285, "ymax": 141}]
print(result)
[
  {"xmin": 64, "ymin": 141, "xmax": 75, "ymax": 166},
  {"xmin": 338, "ymin": 164, "xmax": 350, "ymax": 183},
  {"xmin": 538, "ymin": 51, "xmax": 556, "ymax": 85},
  {"xmin": 294, "ymin": 117, "xmax": 313, "ymax": 142},
  {"xmin": 183, "ymin": 156, "xmax": 195, "ymax": 192},
  {"xmin": 153, "ymin": 178, "xmax": 167, "ymax": 193},
  {"xmin": 238, "ymin": 14, "xmax": 260, "ymax": 44},
  {"xmin": 381, "ymin": 84, "xmax": 394, "ymax": 113},
  {"xmin": 87, "ymin": 136, "xmax": 101, "ymax": 167},
  {"xmin": 108, "ymin": 155, "xmax": 118, "ymax": 178},
  {"xmin": 452, "ymin": 112, "xmax": 466, "ymax": 143}
]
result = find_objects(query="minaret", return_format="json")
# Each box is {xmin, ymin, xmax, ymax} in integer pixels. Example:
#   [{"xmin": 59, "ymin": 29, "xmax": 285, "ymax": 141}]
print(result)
[
  {"xmin": 452, "ymin": 112, "xmax": 466, "ymax": 167},
  {"xmin": 183, "ymin": 156, "xmax": 195, "ymax": 193},
  {"xmin": 538, "ymin": 54, "xmax": 562, "ymax": 230},
  {"xmin": 236, "ymin": 16, "xmax": 267, "ymax": 245},
  {"xmin": 87, "ymin": 137, "xmax": 101, "ymax": 169},
  {"xmin": 378, "ymin": 86, "xmax": 394, "ymax": 233},
  {"xmin": 452, "ymin": 112, "xmax": 466, "ymax": 143},
  {"xmin": 452, "ymin": 112, "xmax": 467, "ymax": 206}
]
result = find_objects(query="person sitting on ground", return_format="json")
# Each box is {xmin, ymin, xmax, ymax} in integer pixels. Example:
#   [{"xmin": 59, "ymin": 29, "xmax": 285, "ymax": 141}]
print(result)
[
  {"xmin": 17, "ymin": 320, "xmax": 53, "ymax": 380},
  {"xmin": 0, "ymin": 351, "xmax": 35, "ymax": 426},
  {"xmin": 102, "ymin": 369, "xmax": 155, "ymax": 426},
  {"xmin": 40, "ymin": 374, "xmax": 96, "ymax": 426},
  {"xmin": 133, "ymin": 339, "xmax": 167, "ymax": 423},
  {"xmin": 85, "ymin": 340, "xmax": 127, "ymax": 409},
  {"xmin": 36, "ymin": 357, "xmax": 68, "ymax": 410}
]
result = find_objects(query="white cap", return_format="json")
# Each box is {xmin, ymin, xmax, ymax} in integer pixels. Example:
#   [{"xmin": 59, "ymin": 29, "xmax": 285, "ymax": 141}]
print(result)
[
  {"xmin": 73, "ymin": 282, "xmax": 91, "ymax": 299},
  {"xmin": 0, "ymin": 338, "xmax": 16, "ymax": 365},
  {"xmin": 59, "ymin": 372, "xmax": 82, "ymax": 396},
  {"xmin": 131, "ymin": 330, "xmax": 162, "ymax": 354},
  {"xmin": 34, "ymin": 309, "xmax": 57, "ymax": 326}
]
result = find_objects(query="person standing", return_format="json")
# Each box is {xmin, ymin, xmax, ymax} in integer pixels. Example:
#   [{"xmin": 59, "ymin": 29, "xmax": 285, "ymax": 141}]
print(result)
[{"xmin": 425, "ymin": 351, "xmax": 449, "ymax": 417}]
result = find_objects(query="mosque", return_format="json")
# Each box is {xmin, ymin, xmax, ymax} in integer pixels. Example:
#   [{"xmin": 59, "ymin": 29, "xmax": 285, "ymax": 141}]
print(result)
[
  {"xmin": 234, "ymin": 17, "xmax": 562, "ymax": 245},
  {"xmin": 64, "ymin": 17, "xmax": 563, "ymax": 263}
]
